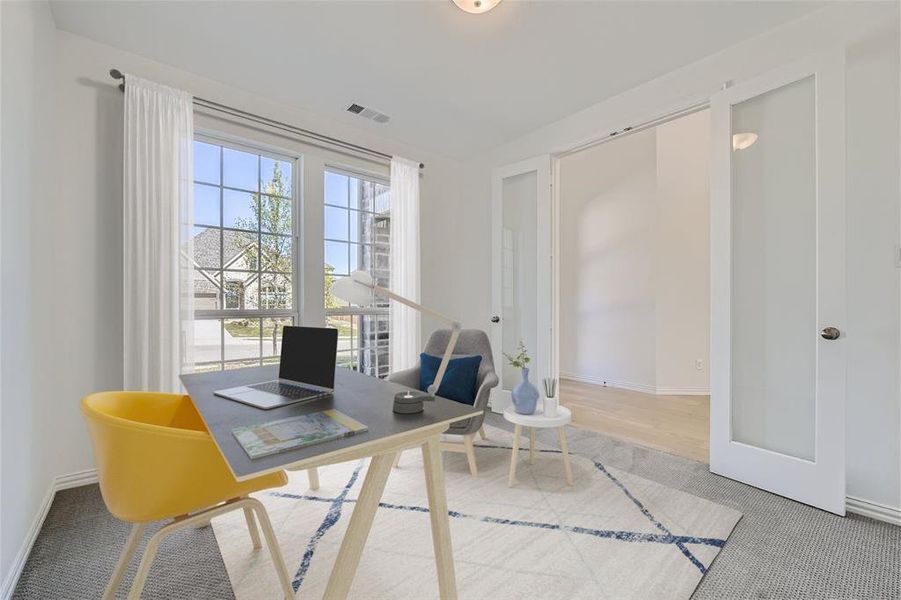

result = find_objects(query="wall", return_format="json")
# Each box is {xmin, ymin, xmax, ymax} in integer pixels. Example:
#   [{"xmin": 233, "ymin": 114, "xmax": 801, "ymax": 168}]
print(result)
[
  {"xmin": 844, "ymin": 26, "xmax": 901, "ymax": 512},
  {"xmin": 1, "ymin": 20, "xmax": 467, "ymax": 588},
  {"xmin": 467, "ymin": 3, "xmax": 901, "ymax": 510},
  {"xmin": 47, "ymin": 27, "xmax": 465, "ymax": 472},
  {"xmin": 654, "ymin": 111, "xmax": 710, "ymax": 394},
  {"xmin": 559, "ymin": 128, "xmax": 658, "ymax": 391},
  {"xmin": 558, "ymin": 110, "xmax": 709, "ymax": 394},
  {"xmin": 0, "ymin": 0, "xmax": 58, "ymax": 589}
]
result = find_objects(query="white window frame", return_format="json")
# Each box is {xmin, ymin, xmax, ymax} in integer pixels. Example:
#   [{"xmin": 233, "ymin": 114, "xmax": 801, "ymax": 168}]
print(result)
[
  {"xmin": 191, "ymin": 131, "xmax": 303, "ymax": 371},
  {"xmin": 323, "ymin": 164, "xmax": 391, "ymax": 377}
]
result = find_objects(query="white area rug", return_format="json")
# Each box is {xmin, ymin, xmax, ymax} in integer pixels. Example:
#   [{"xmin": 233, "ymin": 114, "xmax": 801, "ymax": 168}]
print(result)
[{"xmin": 213, "ymin": 425, "xmax": 741, "ymax": 599}]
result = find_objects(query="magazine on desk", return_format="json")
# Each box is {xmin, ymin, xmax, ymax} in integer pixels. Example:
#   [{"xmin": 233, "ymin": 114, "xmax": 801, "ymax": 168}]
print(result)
[{"xmin": 232, "ymin": 410, "xmax": 368, "ymax": 459}]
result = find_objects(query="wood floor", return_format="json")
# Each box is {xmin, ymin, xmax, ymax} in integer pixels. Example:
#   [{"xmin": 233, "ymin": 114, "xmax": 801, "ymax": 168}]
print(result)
[{"xmin": 560, "ymin": 379, "xmax": 709, "ymax": 462}]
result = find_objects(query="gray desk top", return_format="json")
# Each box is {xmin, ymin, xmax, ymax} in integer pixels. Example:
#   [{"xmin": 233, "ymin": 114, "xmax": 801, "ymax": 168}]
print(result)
[{"xmin": 181, "ymin": 366, "xmax": 481, "ymax": 480}]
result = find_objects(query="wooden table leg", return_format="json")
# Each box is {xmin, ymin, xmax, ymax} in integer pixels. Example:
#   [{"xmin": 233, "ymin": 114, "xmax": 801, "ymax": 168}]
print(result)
[
  {"xmin": 508, "ymin": 423, "xmax": 522, "ymax": 487},
  {"xmin": 323, "ymin": 451, "xmax": 396, "ymax": 599},
  {"xmin": 421, "ymin": 435, "xmax": 458, "ymax": 600},
  {"xmin": 557, "ymin": 427, "xmax": 573, "ymax": 486},
  {"xmin": 529, "ymin": 427, "xmax": 536, "ymax": 464},
  {"xmin": 307, "ymin": 467, "xmax": 320, "ymax": 491}
]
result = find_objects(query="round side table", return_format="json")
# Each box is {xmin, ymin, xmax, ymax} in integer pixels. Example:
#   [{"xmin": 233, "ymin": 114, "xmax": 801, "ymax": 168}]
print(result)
[{"xmin": 502, "ymin": 404, "xmax": 573, "ymax": 487}]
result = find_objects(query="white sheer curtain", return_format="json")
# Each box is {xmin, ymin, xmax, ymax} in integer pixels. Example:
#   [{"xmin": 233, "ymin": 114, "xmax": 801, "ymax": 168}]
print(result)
[
  {"xmin": 123, "ymin": 75, "xmax": 194, "ymax": 392},
  {"xmin": 389, "ymin": 157, "xmax": 421, "ymax": 371}
]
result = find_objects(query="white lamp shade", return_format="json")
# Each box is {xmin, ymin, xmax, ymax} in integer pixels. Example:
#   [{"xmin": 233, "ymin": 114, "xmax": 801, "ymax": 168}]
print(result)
[
  {"xmin": 732, "ymin": 132, "xmax": 759, "ymax": 151},
  {"xmin": 452, "ymin": 0, "xmax": 501, "ymax": 13},
  {"xmin": 331, "ymin": 270, "xmax": 375, "ymax": 306}
]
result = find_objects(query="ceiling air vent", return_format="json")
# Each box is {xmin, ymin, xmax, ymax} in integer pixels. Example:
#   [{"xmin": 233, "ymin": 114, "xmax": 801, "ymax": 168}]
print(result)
[{"xmin": 346, "ymin": 103, "xmax": 391, "ymax": 124}]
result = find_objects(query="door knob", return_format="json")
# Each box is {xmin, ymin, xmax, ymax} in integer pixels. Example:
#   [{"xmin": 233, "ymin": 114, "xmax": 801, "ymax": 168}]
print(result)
[
  {"xmin": 490, "ymin": 316, "xmax": 500, "ymax": 323},
  {"xmin": 820, "ymin": 327, "xmax": 841, "ymax": 340}
]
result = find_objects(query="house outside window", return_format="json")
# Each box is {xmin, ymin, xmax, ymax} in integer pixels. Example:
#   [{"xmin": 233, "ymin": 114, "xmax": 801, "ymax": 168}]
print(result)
[
  {"xmin": 190, "ymin": 137, "xmax": 297, "ymax": 372},
  {"xmin": 323, "ymin": 169, "xmax": 391, "ymax": 377}
]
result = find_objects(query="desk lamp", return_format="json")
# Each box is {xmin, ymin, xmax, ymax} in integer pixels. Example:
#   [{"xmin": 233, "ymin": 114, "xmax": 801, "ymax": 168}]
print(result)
[{"xmin": 331, "ymin": 270, "xmax": 461, "ymax": 413}]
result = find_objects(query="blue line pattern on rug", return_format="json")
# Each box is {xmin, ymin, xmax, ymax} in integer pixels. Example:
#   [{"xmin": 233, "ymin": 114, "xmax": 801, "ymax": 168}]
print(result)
[
  {"xmin": 593, "ymin": 460, "xmax": 709, "ymax": 573},
  {"xmin": 290, "ymin": 460, "xmax": 364, "ymax": 592},
  {"xmin": 275, "ymin": 443, "xmax": 721, "ymax": 591},
  {"xmin": 271, "ymin": 491, "xmax": 726, "ymax": 549}
]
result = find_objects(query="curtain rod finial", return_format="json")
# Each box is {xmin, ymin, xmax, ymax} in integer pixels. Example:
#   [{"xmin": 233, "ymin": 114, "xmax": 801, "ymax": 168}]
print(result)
[{"xmin": 110, "ymin": 68, "xmax": 123, "ymax": 80}]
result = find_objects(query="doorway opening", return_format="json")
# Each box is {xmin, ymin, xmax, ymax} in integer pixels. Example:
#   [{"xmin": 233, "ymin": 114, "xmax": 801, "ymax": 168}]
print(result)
[{"xmin": 555, "ymin": 108, "xmax": 711, "ymax": 462}]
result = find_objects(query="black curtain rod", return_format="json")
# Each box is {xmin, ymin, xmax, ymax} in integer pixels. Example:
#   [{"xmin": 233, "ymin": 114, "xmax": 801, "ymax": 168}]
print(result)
[{"xmin": 109, "ymin": 69, "xmax": 424, "ymax": 169}]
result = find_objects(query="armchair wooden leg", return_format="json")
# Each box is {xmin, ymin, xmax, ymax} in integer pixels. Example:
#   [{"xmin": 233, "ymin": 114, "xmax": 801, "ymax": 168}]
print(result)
[
  {"xmin": 247, "ymin": 497, "xmax": 295, "ymax": 600},
  {"xmin": 127, "ymin": 526, "xmax": 167, "ymax": 599},
  {"xmin": 103, "ymin": 522, "xmax": 146, "ymax": 600},
  {"xmin": 243, "ymin": 506, "xmax": 262, "ymax": 550},
  {"xmin": 463, "ymin": 434, "xmax": 478, "ymax": 476},
  {"xmin": 478, "ymin": 426, "xmax": 487, "ymax": 440},
  {"xmin": 393, "ymin": 451, "xmax": 402, "ymax": 468},
  {"xmin": 308, "ymin": 467, "xmax": 320, "ymax": 491},
  {"xmin": 124, "ymin": 498, "xmax": 293, "ymax": 600}
]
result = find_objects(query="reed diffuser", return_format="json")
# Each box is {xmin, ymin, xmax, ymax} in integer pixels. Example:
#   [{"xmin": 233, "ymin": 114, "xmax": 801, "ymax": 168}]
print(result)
[{"xmin": 543, "ymin": 377, "xmax": 559, "ymax": 417}]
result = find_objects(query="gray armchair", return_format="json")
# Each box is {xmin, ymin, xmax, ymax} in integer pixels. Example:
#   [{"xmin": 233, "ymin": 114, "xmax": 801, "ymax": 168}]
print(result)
[{"xmin": 388, "ymin": 329, "xmax": 499, "ymax": 475}]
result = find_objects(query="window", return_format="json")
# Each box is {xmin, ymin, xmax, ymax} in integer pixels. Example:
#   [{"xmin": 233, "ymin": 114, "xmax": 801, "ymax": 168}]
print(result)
[
  {"xmin": 323, "ymin": 169, "xmax": 391, "ymax": 377},
  {"xmin": 190, "ymin": 138, "xmax": 297, "ymax": 372}
]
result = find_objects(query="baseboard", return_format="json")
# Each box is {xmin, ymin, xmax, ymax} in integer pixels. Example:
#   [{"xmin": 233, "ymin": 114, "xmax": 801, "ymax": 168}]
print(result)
[
  {"xmin": 655, "ymin": 387, "xmax": 710, "ymax": 396},
  {"xmin": 561, "ymin": 373, "xmax": 709, "ymax": 396},
  {"xmin": 54, "ymin": 468, "xmax": 98, "ymax": 491},
  {"xmin": 846, "ymin": 495, "xmax": 901, "ymax": 526},
  {"xmin": 0, "ymin": 469, "xmax": 98, "ymax": 599}
]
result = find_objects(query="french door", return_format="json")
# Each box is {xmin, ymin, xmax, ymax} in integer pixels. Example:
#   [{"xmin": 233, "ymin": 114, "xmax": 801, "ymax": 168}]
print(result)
[
  {"xmin": 489, "ymin": 156, "xmax": 554, "ymax": 413},
  {"xmin": 709, "ymin": 52, "xmax": 847, "ymax": 514}
]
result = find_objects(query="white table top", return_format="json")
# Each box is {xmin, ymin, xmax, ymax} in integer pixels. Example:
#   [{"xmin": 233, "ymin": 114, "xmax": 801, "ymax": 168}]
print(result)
[{"xmin": 503, "ymin": 404, "xmax": 571, "ymax": 428}]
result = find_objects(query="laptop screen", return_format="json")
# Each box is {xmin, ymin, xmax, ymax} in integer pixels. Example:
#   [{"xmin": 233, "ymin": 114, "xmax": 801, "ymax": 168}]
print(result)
[{"xmin": 278, "ymin": 326, "xmax": 338, "ymax": 388}]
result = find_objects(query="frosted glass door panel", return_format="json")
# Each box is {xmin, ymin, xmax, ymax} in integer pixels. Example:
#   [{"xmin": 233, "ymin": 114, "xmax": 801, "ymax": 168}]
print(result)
[
  {"xmin": 730, "ymin": 76, "xmax": 816, "ymax": 461},
  {"xmin": 501, "ymin": 172, "xmax": 538, "ymax": 392}
]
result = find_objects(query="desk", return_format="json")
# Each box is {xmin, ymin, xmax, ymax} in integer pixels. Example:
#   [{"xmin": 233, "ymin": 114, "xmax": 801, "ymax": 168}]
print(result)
[{"xmin": 181, "ymin": 365, "xmax": 480, "ymax": 599}]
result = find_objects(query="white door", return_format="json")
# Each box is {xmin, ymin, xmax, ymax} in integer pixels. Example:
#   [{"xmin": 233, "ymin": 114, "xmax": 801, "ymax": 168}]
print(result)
[
  {"xmin": 489, "ymin": 156, "xmax": 553, "ymax": 413},
  {"xmin": 710, "ymin": 52, "xmax": 846, "ymax": 514}
]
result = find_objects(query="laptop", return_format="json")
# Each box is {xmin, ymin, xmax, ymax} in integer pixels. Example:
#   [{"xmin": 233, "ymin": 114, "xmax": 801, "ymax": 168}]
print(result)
[{"xmin": 214, "ymin": 326, "xmax": 338, "ymax": 410}]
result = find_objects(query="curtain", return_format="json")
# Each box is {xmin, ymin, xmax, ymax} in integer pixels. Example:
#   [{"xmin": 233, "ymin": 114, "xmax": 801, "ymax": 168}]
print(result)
[
  {"xmin": 389, "ymin": 157, "xmax": 421, "ymax": 371},
  {"xmin": 123, "ymin": 75, "xmax": 194, "ymax": 392}
]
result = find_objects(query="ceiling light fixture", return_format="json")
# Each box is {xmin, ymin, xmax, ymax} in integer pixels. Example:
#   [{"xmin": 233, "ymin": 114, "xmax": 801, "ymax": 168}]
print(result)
[
  {"xmin": 452, "ymin": 0, "xmax": 501, "ymax": 14},
  {"xmin": 732, "ymin": 132, "xmax": 758, "ymax": 151}
]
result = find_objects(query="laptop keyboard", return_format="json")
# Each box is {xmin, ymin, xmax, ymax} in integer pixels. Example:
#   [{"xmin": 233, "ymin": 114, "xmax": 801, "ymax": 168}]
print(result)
[{"xmin": 249, "ymin": 381, "xmax": 326, "ymax": 400}]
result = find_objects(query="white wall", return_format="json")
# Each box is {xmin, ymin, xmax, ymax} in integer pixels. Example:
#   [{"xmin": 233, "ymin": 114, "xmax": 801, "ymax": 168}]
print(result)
[
  {"xmin": 1, "ymin": 19, "xmax": 467, "ymax": 588},
  {"xmin": 844, "ymin": 25, "xmax": 901, "ymax": 511},
  {"xmin": 0, "ymin": 0, "xmax": 58, "ymax": 588},
  {"xmin": 558, "ymin": 110, "xmax": 709, "ymax": 394},
  {"xmin": 655, "ymin": 111, "xmax": 710, "ymax": 394},
  {"xmin": 466, "ymin": 3, "xmax": 901, "ymax": 510},
  {"xmin": 559, "ymin": 128, "xmax": 658, "ymax": 391}
]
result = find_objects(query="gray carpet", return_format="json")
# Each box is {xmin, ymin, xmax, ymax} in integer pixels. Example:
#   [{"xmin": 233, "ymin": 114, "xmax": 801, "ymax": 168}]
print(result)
[
  {"xmin": 12, "ymin": 484, "xmax": 235, "ymax": 599},
  {"xmin": 12, "ymin": 414, "xmax": 900, "ymax": 599}
]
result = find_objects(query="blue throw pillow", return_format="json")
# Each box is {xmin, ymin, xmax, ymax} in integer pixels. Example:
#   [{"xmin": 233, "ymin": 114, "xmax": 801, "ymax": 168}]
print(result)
[{"xmin": 419, "ymin": 353, "xmax": 482, "ymax": 405}]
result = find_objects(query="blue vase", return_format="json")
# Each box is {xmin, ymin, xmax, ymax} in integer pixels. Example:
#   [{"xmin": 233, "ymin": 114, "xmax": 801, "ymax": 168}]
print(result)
[{"xmin": 512, "ymin": 367, "xmax": 540, "ymax": 415}]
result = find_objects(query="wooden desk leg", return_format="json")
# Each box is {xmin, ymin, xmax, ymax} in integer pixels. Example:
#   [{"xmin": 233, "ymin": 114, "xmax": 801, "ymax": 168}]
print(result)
[
  {"xmin": 529, "ymin": 427, "xmax": 536, "ymax": 464},
  {"xmin": 421, "ymin": 435, "xmax": 458, "ymax": 600},
  {"xmin": 323, "ymin": 452, "xmax": 396, "ymax": 600},
  {"xmin": 558, "ymin": 427, "xmax": 574, "ymax": 486},
  {"xmin": 508, "ymin": 424, "xmax": 522, "ymax": 487}
]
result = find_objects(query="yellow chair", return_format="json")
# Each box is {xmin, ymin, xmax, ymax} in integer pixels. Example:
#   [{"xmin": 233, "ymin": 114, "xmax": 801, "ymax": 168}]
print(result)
[{"xmin": 81, "ymin": 391, "xmax": 295, "ymax": 599}]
